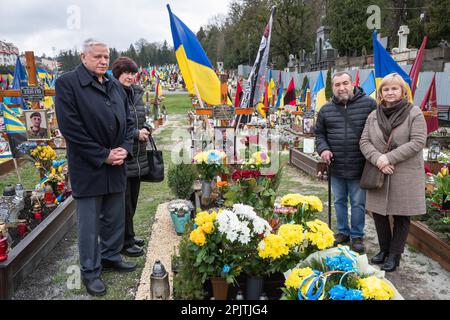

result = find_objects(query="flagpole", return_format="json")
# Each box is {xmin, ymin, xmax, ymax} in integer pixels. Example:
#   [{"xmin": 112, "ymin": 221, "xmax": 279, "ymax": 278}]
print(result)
[{"xmin": 13, "ymin": 158, "xmax": 22, "ymax": 183}]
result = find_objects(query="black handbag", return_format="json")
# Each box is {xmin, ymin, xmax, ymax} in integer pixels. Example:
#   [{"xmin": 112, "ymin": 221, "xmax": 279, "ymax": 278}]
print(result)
[{"xmin": 140, "ymin": 136, "xmax": 164, "ymax": 182}]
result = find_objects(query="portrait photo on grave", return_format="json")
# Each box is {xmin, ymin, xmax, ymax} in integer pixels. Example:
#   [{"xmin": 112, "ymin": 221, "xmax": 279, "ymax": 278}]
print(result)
[
  {"xmin": 303, "ymin": 117, "xmax": 315, "ymax": 134},
  {"xmin": 24, "ymin": 109, "xmax": 50, "ymax": 140}
]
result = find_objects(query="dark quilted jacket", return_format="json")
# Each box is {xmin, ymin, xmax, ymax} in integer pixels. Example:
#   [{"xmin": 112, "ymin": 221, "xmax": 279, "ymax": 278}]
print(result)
[
  {"xmin": 315, "ymin": 87, "xmax": 377, "ymax": 179},
  {"xmin": 124, "ymin": 85, "xmax": 150, "ymax": 178}
]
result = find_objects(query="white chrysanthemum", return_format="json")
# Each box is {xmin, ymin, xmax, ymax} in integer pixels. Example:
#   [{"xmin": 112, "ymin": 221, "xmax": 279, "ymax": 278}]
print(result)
[{"xmin": 253, "ymin": 218, "xmax": 272, "ymax": 235}]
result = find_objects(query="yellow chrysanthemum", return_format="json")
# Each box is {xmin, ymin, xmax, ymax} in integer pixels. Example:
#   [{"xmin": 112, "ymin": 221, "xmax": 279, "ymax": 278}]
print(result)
[
  {"xmin": 284, "ymin": 267, "xmax": 315, "ymax": 289},
  {"xmin": 277, "ymin": 224, "xmax": 304, "ymax": 247},
  {"xmin": 305, "ymin": 220, "xmax": 335, "ymax": 250},
  {"xmin": 305, "ymin": 196, "xmax": 323, "ymax": 212},
  {"xmin": 194, "ymin": 152, "xmax": 208, "ymax": 164},
  {"xmin": 201, "ymin": 221, "xmax": 215, "ymax": 234},
  {"xmin": 194, "ymin": 211, "xmax": 210, "ymax": 226},
  {"xmin": 258, "ymin": 234, "xmax": 289, "ymax": 260},
  {"xmin": 189, "ymin": 228, "xmax": 206, "ymax": 246},
  {"xmin": 358, "ymin": 276, "xmax": 394, "ymax": 300}
]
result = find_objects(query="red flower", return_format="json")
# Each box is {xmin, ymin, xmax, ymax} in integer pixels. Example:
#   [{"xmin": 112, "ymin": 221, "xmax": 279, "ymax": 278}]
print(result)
[{"xmin": 232, "ymin": 170, "xmax": 242, "ymax": 180}]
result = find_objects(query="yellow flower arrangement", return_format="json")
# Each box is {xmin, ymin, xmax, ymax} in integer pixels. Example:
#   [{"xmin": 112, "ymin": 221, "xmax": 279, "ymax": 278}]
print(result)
[
  {"xmin": 258, "ymin": 234, "xmax": 289, "ymax": 260},
  {"xmin": 305, "ymin": 219, "xmax": 335, "ymax": 250},
  {"xmin": 277, "ymin": 224, "xmax": 304, "ymax": 247},
  {"xmin": 250, "ymin": 151, "xmax": 270, "ymax": 166},
  {"xmin": 358, "ymin": 276, "xmax": 395, "ymax": 300},
  {"xmin": 194, "ymin": 210, "xmax": 217, "ymax": 227},
  {"xmin": 189, "ymin": 228, "xmax": 206, "ymax": 246},
  {"xmin": 284, "ymin": 267, "xmax": 315, "ymax": 289},
  {"xmin": 200, "ymin": 221, "xmax": 215, "ymax": 234},
  {"xmin": 280, "ymin": 194, "xmax": 323, "ymax": 212}
]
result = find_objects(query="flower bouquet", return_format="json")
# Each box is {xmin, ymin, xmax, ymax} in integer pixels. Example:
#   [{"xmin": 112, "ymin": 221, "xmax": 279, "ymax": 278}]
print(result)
[
  {"xmin": 276, "ymin": 193, "xmax": 323, "ymax": 225},
  {"xmin": 281, "ymin": 246, "xmax": 403, "ymax": 300},
  {"xmin": 193, "ymin": 150, "xmax": 227, "ymax": 181},
  {"xmin": 257, "ymin": 219, "xmax": 335, "ymax": 274}
]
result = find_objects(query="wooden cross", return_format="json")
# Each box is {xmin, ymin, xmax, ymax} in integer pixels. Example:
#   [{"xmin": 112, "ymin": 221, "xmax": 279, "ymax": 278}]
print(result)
[{"xmin": 0, "ymin": 51, "xmax": 55, "ymax": 110}]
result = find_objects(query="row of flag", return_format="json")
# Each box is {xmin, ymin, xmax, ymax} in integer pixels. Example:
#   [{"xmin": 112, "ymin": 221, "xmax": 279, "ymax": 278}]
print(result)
[{"xmin": 166, "ymin": 4, "xmax": 439, "ymax": 134}]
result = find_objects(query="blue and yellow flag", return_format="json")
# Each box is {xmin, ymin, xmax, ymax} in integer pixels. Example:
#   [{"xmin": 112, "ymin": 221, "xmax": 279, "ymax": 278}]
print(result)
[
  {"xmin": 372, "ymin": 31, "xmax": 412, "ymax": 94},
  {"xmin": 167, "ymin": 5, "xmax": 224, "ymax": 105},
  {"xmin": 311, "ymin": 71, "xmax": 326, "ymax": 113},
  {"xmin": 1, "ymin": 103, "xmax": 26, "ymax": 134},
  {"xmin": 362, "ymin": 70, "xmax": 376, "ymax": 98}
]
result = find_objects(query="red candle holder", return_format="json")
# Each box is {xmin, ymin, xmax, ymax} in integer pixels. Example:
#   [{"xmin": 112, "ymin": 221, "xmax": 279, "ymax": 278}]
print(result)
[
  {"xmin": 0, "ymin": 236, "xmax": 8, "ymax": 262},
  {"xmin": 34, "ymin": 211, "xmax": 42, "ymax": 220},
  {"xmin": 17, "ymin": 220, "xmax": 28, "ymax": 238}
]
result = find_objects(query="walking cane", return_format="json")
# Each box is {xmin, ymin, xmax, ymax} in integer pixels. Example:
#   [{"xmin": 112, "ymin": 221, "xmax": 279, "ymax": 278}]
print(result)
[{"xmin": 327, "ymin": 159, "xmax": 333, "ymax": 229}]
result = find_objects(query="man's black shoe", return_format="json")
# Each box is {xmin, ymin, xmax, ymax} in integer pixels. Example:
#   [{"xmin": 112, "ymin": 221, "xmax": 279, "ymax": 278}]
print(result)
[
  {"xmin": 134, "ymin": 237, "xmax": 145, "ymax": 247},
  {"xmin": 83, "ymin": 277, "xmax": 106, "ymax": 296},
  {"xmin": 351, "ymin": 237, "xmax": 365, "ymax": 254},
  {"xmin": 101, "ymin": 259, "xmax": 137, "ymax": 272},
  {"xmin": 121, "ymin": 244, "xmax": 144, "ymax": 257},
  {"xmin": 333, "ymin": 233, "xmax": 350, "ymax": 246}
]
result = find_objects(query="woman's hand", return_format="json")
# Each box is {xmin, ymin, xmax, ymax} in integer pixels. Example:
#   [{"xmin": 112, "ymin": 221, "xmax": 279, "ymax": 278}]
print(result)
[
  {"xmin": 381, "ymin": 164, "xmax": 395, "ymax": 175},
  {"xmin": 376, "ymin": 154, "xmax": 390, "ymax": 170}
]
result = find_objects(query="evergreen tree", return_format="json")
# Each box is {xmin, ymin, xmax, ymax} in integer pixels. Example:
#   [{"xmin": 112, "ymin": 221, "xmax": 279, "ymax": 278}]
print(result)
[{"xmin": 325, "ymin": 67, "xmax": 332, "ymax": 100}]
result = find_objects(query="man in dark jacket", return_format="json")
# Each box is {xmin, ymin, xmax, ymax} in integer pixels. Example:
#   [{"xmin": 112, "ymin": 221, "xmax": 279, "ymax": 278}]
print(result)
[
  {"xmin": 55, "ymin": 39, "xmax": 137, "ymax": 296},
  {"xmin": 315, "ymin": 71, "xmax": 376, "ymax": 253}
]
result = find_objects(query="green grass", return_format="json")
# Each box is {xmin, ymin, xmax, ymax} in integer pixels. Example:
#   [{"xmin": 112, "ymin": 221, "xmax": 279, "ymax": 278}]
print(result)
[
  {"xmin": 0, "ymin": 161, "xmax": 40, "ymax": 191},
  {"xmin": 147, "ymin": 93, "xmax": 193, "ymax": 115}
]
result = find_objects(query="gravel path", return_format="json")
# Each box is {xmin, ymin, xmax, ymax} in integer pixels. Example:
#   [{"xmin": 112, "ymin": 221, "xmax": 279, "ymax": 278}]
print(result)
[{"xmin": 135, "ymin": 202, "xmax": 181, "ymax": 300}]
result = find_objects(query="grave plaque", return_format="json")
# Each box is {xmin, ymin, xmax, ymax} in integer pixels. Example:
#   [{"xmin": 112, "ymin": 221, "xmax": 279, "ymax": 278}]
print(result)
[
  {"xmin": 20, "ymin": 86, "xmax": 44, "ymax": 102},
  {"xmin": 213, "ymin": 105, "xmax": 235, "ymax": 120}
]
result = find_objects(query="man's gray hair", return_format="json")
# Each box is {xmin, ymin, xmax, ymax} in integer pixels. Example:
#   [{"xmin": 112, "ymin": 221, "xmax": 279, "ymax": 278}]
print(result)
[
  {"xmin": 332, "ymin": 71, "xmax": 353, "ymax": 82},
  {"xmin": 82, "ymin": 39, "xmax": 108, "ymax": 54}
]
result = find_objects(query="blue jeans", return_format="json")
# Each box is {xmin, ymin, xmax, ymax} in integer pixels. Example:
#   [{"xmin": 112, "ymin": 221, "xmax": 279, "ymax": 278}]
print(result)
[{"xmin": 331, "ymin": 176, "xmax": 366, "ymax": 238}]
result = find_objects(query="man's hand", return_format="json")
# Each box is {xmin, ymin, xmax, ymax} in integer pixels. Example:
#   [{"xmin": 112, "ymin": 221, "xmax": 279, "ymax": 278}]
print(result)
[
  {"xmin": 138, "ymin": 128, "xmax": 150, "ymax": 142},
  {"xmin": 105, "ymin": 148, "xmax": 128, "ymax": 166},
  {"xmin": 381, "ymin": 164, "xmax": 395, "ymax": 175},
  {"xmin": 376, "ymin": 154, "xmax": 390, "ymax": 170},
  {"xmin": 320, "ymin": 150, "xmax": 334, "ymax": 165}
]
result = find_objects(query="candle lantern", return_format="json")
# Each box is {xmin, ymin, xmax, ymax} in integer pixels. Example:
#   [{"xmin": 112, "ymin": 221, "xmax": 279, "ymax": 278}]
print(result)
[
  {"xmin": 428, "ymin": 140, "xmax": 441, "ymax": 161},
  {"xmin": 0, "ymin": 222, "xmax": 9, "ymax": 262},
  {"xmin": 17, "ymin": 219, "xmax": 28, "ymax": 238},
  {"xmin": 150, "ymin": 260, "xmax": 170, "ymax": 300}
]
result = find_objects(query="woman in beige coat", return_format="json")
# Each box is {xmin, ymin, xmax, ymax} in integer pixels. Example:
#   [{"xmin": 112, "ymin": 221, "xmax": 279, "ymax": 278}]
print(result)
[{"xmin": 360, "ymin": 73, "xmax": 427, "ymax": 272}]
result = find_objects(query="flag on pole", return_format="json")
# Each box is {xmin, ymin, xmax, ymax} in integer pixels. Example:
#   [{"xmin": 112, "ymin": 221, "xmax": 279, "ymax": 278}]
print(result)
[
  {"xmin": 354, "ymin": 69, "xmax": 360, "ymax": 87},
  {"xmin": 0, "ymin": 74, "xmax": 6, "ymax": 89},
  {"xmin": 268, "ymin": 69, "xmax": 276, "ymax": 106},
  {"xmin": 409, "ymin": 35, "xmax": 428, "ymax": 97},
  {"xmin": 372, "ymin": 31, "xmax": 412, "ymax": 98},
  {"xmin": 234, "ymin": 80, "xmax": 243, "ymax": 108},
  {"xmin": 311, "ymin": 71, "xmax": 326, "ymax": 113},
  {"xmin": 239, "ymin": 6, "xmax": 276, "ymax": 110},
  {"xmin": 167, "ymin": 5, "xmax": 225, "ymax": 105},
  {"xmin": 283, "ymin": 78, "xmax": 296, "ymax": 106},
  {"xmin": 362, "ymin": 70, "xmax": 377, "ymax": 98},
  {"xmin": 11, "ymin": 56, "xmax": 28, "ymax": 109},
  {"xmin": 0, "ymin": 103, "xmax": 27, "ymax": 158},
  {"xmin": 420, "ymin": 74, "xmax": 439, "ymax": 134}
]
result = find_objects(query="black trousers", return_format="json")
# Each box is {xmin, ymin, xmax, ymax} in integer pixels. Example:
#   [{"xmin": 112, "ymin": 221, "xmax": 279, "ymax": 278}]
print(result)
[
  {"xmin": 372, "ymin": 213, "xmax": 411, "ymax": 255},
  {"xmin": 124, "ymin": 177, "xmax": 141, "ymax": 248},
  {"xmin": 75, "ymin": 192, "xmax": 125, "ymax": 280}
]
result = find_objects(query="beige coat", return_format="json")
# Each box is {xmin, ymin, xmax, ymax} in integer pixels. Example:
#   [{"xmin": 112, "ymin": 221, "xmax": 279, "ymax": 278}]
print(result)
[{"xmin": 360, "ymin": 106, "xmax": 427, "ymax": 216}]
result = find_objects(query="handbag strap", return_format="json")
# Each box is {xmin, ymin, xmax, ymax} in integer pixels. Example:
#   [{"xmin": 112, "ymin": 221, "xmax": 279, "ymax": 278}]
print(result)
[
  {"xmin": 147, "ymin": 136, "xmax": 158, "ymax": 151},
  {"xmin": 383, "ymin": 129, "xmax": 396, "ymax": 153}
]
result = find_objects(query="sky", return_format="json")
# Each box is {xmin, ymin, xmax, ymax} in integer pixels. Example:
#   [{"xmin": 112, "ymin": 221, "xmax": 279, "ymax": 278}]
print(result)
[{"xmin": 0, "ymin": 0, "xmax": 232, "ymax": 57}]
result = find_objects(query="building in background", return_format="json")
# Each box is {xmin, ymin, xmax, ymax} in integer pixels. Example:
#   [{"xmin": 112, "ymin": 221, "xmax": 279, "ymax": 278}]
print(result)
[{"xmin": 0, "ymin": 40, "xmax": 19, "ymax": 66}]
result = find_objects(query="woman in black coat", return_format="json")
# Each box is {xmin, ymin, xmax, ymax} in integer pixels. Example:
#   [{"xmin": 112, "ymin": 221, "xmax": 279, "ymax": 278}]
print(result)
[{"xmin": 112, "ymin": 57, "xmax": 151, "ymax": 257}]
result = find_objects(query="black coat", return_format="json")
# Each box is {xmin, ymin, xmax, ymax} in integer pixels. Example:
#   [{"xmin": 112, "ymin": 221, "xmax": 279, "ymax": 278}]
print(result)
[
  {"xmin": 315, "ymin": 87, "xmax": 376, "ymax": 179},
  {"xmin": 123, "ymin": 85, "xmax": 150, "ymax": 178},
  {"xmin": 55, "ymin": 64, "xmax": 135, "ymax": 198}
]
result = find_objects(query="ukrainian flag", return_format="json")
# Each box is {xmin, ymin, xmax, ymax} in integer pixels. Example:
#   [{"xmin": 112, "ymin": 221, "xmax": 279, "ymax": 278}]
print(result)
[
  {"xmin": 167, "ymin": 5, "xmax": 224, "ymax": 106},
  {"xmin": 373, "ymin": 31, "xmax": 412, "ymax": 98},
  {"xmin": 311, "ymin": 71, "xmax": 326, "ymax": 113},
  {"xmin": 1, "ymin": 103, "xmax": 26, "ymax": 134},
  {"xmin": 362, "ymin": 70, "xmax": 377, "ymax": 99}
]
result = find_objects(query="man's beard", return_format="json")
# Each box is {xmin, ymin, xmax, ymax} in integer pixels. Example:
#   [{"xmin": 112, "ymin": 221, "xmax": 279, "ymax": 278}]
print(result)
[{"xmin": 335, "ymin": 92, "xmax": 354, "ymax": 104}]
